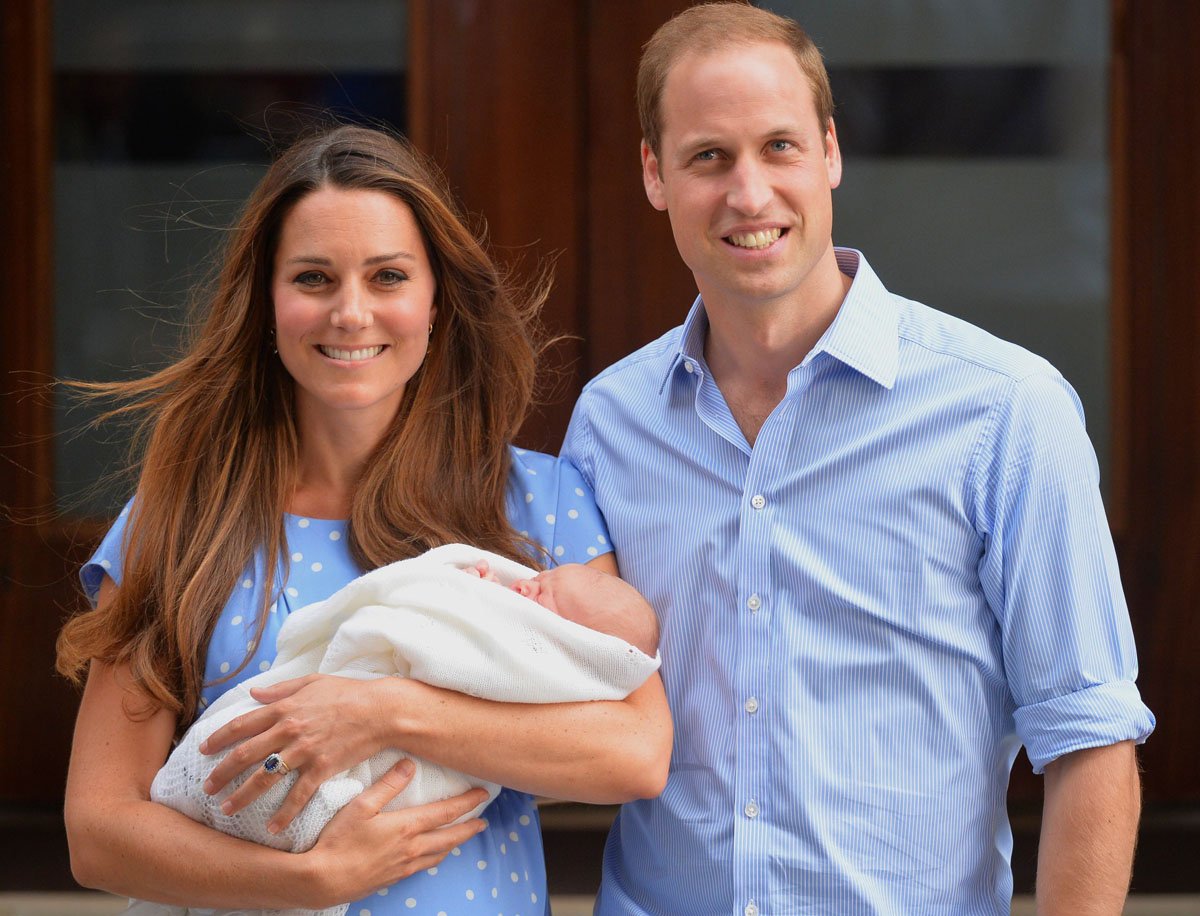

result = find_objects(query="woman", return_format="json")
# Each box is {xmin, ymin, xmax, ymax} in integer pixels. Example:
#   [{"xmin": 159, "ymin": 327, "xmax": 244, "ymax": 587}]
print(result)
[{"xmin": 57, "ymin": 124, "xmax": 670, "ymax": 914}]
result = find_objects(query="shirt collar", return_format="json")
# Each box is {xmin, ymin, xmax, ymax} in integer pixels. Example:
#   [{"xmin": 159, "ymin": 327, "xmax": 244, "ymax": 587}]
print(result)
[
  {"xmin": 816, "ymin": 248, "xmax": 899, "ymax": 389},
  {"xmin": 658, "ymin": 295, "xmax": 710, "ymax": 394},
  {"xmin": 659, "ymin": 247, "xmax": 899, "ymax": 395}
]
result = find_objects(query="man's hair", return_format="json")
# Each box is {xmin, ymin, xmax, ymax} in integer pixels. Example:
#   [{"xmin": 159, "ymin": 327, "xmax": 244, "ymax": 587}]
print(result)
[{"xmin": 637, "ymin": 1, "xmax": 834, "ymax": 156}]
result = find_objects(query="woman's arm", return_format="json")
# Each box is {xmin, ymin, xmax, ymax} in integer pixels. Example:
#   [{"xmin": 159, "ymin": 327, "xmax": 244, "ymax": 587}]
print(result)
[
  {"xmin": 207, "ymin": 554, "xmax": 673, "ymax": 830},
  {"xmin": 65, "ymin": 577, "xmax": 488, "ymax": 909}
]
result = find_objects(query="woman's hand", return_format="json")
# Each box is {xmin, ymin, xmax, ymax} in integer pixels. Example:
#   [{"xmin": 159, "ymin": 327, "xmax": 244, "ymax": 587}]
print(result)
[
  {"xmin": 201, "ymin": 673, "xmax": 410, "ymax": 831},
  {"xmin": 303, "ymin": 760, "xmax": 490, "ymax": 907}
]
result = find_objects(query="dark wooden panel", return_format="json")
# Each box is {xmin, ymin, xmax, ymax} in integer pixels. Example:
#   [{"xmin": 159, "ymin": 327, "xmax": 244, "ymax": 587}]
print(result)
[
  {"xmin": 585, "ymin": 0, "xmax": 697, "ymax": 376},
  {"xmin": 1110, "ymin": 0, "xmax": 1200, "ymax": 803},
  {"xmin": 408, "ymin": 0, "xmax": 586, "ymax": 452},
  {"xmin": 0, "ymin": 0, "xmax": 85, "ymax": 805}
]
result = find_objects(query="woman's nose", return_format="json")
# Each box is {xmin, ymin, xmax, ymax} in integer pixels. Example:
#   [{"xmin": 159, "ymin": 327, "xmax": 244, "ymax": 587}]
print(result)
[{"xmin": 330, "ymin": 283, "xmax": 373, "ymax": 329}]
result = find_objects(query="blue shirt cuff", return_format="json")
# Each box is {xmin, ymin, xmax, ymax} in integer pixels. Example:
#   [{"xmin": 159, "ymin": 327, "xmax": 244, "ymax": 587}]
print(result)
[{"xmin": 1015, "ymin": 679, "xmax": 1156, "ymax": 773}]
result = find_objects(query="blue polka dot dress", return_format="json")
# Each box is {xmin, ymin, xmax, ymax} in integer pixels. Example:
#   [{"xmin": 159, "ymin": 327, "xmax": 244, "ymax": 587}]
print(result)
[{"xmin": 82, "ymin": 448, "xmax": 614, "ymax": 915}]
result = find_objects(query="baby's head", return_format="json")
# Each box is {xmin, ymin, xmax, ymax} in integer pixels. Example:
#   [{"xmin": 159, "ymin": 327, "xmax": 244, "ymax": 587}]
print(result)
[{"xmin": 513, "ymin": 564, "xmax": 659, "ymax": 657}]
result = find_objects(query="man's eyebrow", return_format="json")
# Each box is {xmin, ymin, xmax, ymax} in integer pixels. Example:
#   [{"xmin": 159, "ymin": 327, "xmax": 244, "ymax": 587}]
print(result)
[{"xmin": 677, "ymin": 137, "xmax": 722, "ymax": 157}]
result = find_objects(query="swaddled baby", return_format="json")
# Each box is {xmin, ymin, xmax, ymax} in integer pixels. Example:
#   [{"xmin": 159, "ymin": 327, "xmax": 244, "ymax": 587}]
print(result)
[
  {"xmin": 129, "ymin": 544, "xmax": 660, "ymax": 916},
  {"xmin": 463, "ymin": 556, "xmax": 658, "ymax": 656}
]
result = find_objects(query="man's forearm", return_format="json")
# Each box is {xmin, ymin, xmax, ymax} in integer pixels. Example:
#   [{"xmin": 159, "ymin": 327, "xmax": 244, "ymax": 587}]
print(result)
[{"xmin": 1036, "ymin": 740, "xmax": 1141, "ymax": 915}]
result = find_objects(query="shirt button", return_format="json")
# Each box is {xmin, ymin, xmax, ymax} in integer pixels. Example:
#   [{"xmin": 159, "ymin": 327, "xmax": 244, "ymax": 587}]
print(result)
[
  {"xmin": 745, "ymin": 903, "xmax": 759, "ymax": 916},
  {"xmin": 683, "ymin": 360, "xmax": 695, "ymax": 373},
  {"xmin": 747, "ymin": 594, "xmax": 761, "ymax": 612},
  {"xmin": 750, "ymin": 494, "xmax": 766, "ymax": 510},
  {"xmin": 744, "ymin": 800, "xmax": 759, "ymax": 818},
  {"xmin": 744, "ymin": 696, "xmax": 759, "ymax": 714}
]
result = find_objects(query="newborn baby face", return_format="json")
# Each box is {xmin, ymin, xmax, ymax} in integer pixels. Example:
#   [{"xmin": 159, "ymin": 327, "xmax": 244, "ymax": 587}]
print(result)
[
  {"xmin": 516, "ymin": 565, "xmax": 659, "ymax": 656},
  {"xmin": 510, "ymin": 571, "xmax": 564, "ymax": 613},
  {"xmin": 511, "ymin": 564, "xmax": 617, "ymax": 620},
  {"xmin": 462, "ymin": 559, "xmax": 659, "ymax": 656},
  {"xmin": 463, "ymin": 559, "xmax": 599, "ymax": 617}
]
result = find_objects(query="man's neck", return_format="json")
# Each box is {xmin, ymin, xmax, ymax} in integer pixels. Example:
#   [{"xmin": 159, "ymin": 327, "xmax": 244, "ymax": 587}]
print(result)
[{"xmin": 701, "ymin": 256, "xmax": 852, "ymax": 445}]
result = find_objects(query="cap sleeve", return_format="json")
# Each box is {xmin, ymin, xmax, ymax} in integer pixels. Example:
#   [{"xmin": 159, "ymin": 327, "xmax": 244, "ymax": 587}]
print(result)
[
  {"xmin": 507, "ymin": 448, "xmax": 612, "ymax": 566},
  {"xmin": 80, "ymin": 499, "xmax": 135, "ymax": 605}
]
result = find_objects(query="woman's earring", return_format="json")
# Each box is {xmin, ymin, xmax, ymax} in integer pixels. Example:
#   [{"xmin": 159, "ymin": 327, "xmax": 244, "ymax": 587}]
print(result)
[
  {"xmin": 428, "ymin": 323, "xmax": 434, "ymax": 337},
  {"xmin": 268, "ymin": 327, "xmax": 278, "ymax": 355}
]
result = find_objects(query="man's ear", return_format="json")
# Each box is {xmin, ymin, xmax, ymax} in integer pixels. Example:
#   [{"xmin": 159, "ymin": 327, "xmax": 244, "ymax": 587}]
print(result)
[
  {"xmin": 825, "ymin": 118, "xmax": 843, "ymax": 190},
  {"xmin": 641, "ymin": 139, "xmax": 668, "ymax": 211}
]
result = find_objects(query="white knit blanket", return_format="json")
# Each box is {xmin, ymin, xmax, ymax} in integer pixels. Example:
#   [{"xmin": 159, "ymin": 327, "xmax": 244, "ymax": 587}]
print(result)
[{"xmin": 129, "ymin": 544, "xmax": 659, "ymax": 916}]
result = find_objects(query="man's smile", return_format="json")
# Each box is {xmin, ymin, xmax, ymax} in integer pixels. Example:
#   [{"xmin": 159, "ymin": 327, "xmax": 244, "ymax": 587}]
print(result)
[{"xmin": 725, "ymin": 227, "xmax": 785, "ymax": 250}]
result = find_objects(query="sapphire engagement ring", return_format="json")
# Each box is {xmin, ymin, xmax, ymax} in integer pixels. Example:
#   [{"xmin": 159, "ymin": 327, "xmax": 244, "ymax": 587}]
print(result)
[{"xmin": 262, "ymin": 752, "xmax": 291, "ymax": 776}]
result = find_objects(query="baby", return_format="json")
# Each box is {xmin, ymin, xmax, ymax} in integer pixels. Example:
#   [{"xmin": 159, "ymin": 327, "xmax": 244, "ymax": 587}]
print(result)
[
  {"xmin": 135, "ymin": 545, "xmax": 661, "ymax": 916},
  {"xmin": 464, "ymin": 559, "xmax": 659, "ymax": 656}
]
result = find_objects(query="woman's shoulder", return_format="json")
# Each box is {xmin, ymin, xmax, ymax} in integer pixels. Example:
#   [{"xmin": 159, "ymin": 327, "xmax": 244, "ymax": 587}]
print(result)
[
  {"xmin": 80, "ymin": 498, "xmax": 136, "ymax": 604},
  {"xmin": 505, "ymin": 446, "xmax": 586, "ymax": 511},
  {"xmin": 505, "ymin": 446, "xmax": 612, "ymax": 564},
  {"xmin": 506, "ymin": 444, "xmax": 560, "ymax": 476}
]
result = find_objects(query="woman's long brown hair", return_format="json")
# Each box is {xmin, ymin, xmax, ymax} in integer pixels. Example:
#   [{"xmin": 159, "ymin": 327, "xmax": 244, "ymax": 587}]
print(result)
[{"xmin": 56, "ymin": 126, "xmax": 547, "ymax": 731}]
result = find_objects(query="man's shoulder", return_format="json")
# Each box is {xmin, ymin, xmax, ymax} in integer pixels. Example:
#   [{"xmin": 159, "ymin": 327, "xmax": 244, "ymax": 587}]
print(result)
[
  {"xmin": 895, "ymin": 295, "xmax": 1062, "ymax": 386},
  {"xmin": 578, "ymin": 324, "xmax": 685, "ymax": 399}
]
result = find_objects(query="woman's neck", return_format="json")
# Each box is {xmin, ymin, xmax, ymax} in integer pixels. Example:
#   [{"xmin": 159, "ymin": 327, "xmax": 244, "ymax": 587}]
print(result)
[{"xmin": 289, "ymin": 408, "xmax": 391, "ymax": 519}]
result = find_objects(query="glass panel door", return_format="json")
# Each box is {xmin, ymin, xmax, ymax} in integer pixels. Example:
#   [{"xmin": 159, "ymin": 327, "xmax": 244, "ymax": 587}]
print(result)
[
  {"xmin": 763, "ymin": 0, "xmax": 1112, "ymax": 492},
  {"xmin": 54, "ymin": 0, "xmax": 408, "ymax": 514}
]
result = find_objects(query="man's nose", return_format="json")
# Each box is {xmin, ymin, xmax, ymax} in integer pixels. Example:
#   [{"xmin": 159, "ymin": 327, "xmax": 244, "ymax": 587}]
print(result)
[{"xmin": 726, "ymin": 159, "xmax": 773, "ymax": 215}]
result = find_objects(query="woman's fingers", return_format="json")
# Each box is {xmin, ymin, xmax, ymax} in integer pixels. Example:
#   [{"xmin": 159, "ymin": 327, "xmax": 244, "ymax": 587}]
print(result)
[
  {"xmin": 201, "ymin": 726, "xmax": 284, "ymax": 796},
  {"xmin": 396, "ymin": 786, "xmax": 492, "ymax": 832},
  {"xmin": 265, "ymin": 766, "xmax": 333, "ymax": 833},
  {"xmin": 339, "ymin": 766, "xmax": 489, "ymax": 835},
  {"xmin": 200, "ymin": 705, "xmax": 277, "ymax": 756},
  {"xmin": 360, "ymin": 759, "xmax": 417, "ymax": 811},
  {"xmin": 248, "ymin": 673, "xmax": 319, "ymax": 705},
  {"xmin": 404, "ymin": 816, "xmax": 489, "ymax": 865},
  {"xmin": 363, "ymin": 780, "xmax": 490, "ymax": 873},
  {"xmin": 309, "ymin": 768, "xmax": 491, "ymax": 890},
  {"xmin": 200, "ymin": 676, "xmax": 318, "ymax": 756}
]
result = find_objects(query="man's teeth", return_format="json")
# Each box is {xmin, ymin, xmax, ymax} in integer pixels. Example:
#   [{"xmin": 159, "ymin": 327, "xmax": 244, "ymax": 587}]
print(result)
[
  {"xmin": 728, "ymin": 228, "xmax": 782, "ymax": 249},
  {"xmin": 319, "ymin": 345, "xmax": 384, "ymax": 361}
]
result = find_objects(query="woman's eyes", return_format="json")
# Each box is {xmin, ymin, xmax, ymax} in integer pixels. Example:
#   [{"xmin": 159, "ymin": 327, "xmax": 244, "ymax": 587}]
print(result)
[
  {"xmin": 292, "ymin": 269, "xmax": 408, "ymax": 287},
  {"xmin": 375, "ymin": 268, "xmax": 408, "ymax": 285}
]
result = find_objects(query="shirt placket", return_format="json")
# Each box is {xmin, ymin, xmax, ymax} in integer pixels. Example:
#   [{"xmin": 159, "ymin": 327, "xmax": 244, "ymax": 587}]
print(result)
[{"xmin": 731, "ymin": 397, "xmax": 802, "ymax": 916}]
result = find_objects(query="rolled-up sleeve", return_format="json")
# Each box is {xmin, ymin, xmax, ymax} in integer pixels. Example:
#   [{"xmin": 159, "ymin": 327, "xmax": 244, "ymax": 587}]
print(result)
[{"xmin": 973, "ymin": 372, "xmax": 1155, "ymax": 773}]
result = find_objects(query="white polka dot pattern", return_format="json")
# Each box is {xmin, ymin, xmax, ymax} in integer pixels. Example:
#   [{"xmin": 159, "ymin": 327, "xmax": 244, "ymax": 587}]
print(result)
[{"xmin": 80, "ymin": 448, "xmax": 610, "ymax": 914}]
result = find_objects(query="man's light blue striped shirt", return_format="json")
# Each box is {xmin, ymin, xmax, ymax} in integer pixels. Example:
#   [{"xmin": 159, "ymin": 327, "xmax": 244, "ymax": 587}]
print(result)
[{"xmin": 562, "ymin": 249, "xmax": 1154, "ymax": 916}]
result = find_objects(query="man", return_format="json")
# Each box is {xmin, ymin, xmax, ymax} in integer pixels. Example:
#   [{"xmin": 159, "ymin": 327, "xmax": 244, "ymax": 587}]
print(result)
[{"xmin": 561, "ymin": 4, "xmax": 1154, "ymax": 914}]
